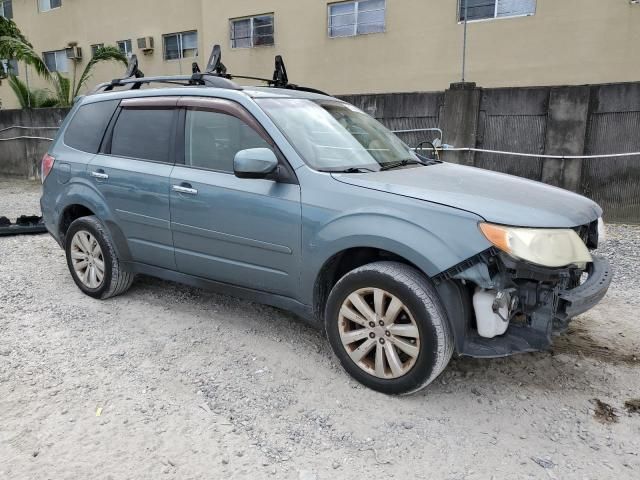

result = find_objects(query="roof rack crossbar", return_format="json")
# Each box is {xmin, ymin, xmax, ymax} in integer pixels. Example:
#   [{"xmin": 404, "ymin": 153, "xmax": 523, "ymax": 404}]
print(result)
[
  {"xmin": 98, "ymin": 75, "xmax": 241, "ymax": 91},
  {"xmin": 91, "ymin": 76, "xmax": 242, "ymax": 94},
  {"xmin": 194, "ymin": 44, "xmax": 328, "ymax": 95}
]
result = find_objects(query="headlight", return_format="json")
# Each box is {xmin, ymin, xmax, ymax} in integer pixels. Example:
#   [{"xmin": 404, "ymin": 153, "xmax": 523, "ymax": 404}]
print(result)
[{"xmin": 479, "ymin": 222, "xmax": 592, "ymax": 268}]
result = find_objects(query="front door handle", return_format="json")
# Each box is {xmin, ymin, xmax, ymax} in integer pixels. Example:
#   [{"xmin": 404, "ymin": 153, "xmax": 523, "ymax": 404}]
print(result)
[
  {"xmin": 172, "ymin": 184, "xmax": 198, "ymax": 195},
  {"xmin": 90, "ymin": 170, "xmax": 109, "ymax": 180}
]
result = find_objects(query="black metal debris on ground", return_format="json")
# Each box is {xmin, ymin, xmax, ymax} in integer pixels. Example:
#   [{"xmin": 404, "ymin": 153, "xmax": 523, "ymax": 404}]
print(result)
[
  {"xmin": 0, "ymin": 215, "xmax": 47, "ymax": 236},
  {"xmin": 592, "ymin": 398, "xmax": 619, "ymax": 424},
  {"xmin": 625, "ymin": 399, "xmax": 640, "ymax": 414}
]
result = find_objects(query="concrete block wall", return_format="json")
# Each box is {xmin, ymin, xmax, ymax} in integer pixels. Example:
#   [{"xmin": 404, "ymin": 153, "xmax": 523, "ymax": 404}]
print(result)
[
  {"xmin": 0, "ymin": 108, "xmax": 69, "ymax": 179},
  {"xmin": 0, "ymin": 82, "xmax": 638, "ymax": 222}
]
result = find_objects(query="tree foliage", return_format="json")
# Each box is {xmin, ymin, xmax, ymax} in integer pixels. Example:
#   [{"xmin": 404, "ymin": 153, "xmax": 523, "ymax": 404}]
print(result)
[
  {"xmin": 8, "ymin": 75, "xmax": 57, "ymax": 108},
  {"xmin": 0, "ymin": 16, "xmax": 30, "ymax": 46},
  {"xmin": 0, "ymin": 17, "xmax": 129, "ymax": 108},
  {"xmin": 74, "ymin": 46, "xmax": 128, "ymax": 98},
  {"xmin": 0, "ymin": 17, "xmax": 50, "ymax": 81}
]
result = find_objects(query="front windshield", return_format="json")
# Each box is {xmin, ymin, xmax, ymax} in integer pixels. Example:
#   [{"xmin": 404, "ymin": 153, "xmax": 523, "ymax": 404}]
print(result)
[{"xmin": 256, "ymin": 98, "xmax": 420, "ymax": 171}]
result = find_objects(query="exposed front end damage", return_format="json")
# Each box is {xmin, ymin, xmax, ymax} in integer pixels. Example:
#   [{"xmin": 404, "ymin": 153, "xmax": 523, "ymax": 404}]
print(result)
[{"xmin": 434, "ymin": 238, "xmax": 612, "ymax": 358}]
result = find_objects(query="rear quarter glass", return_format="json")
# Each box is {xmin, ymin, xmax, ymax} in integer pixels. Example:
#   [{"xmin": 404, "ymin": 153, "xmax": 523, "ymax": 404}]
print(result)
[{"xmin": 64, "ymin": 100, "xmax": 120, "ymax": 153}]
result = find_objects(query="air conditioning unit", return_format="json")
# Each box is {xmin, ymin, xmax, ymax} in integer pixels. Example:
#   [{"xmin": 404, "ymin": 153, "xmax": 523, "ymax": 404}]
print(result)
[
  {"xmin": 65, "ymin": 46, "xmax": 82, "ymax": 61},
  {"xmin": 137, "ymin": 36, "xmax": 155, "ymax": 53}
]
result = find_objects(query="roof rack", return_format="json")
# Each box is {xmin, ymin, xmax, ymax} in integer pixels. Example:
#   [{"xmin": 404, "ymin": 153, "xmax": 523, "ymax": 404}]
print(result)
[
  {"xmin": 90, "ymin": 53, "xmax": 241, "ymax": 94},
  {"xmin": 90, "ymin": 45, "xmax": 328, "ymax": 96}
]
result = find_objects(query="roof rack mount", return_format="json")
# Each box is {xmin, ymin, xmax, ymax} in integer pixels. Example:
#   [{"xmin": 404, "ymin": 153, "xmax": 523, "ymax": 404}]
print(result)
[{"xmin": 91, "ymin": 44, "xmax": 328, "ymax": 96}]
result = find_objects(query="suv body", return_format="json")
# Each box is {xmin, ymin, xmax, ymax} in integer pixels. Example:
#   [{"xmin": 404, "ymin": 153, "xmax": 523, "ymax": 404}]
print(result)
[{"xmin": 41, "ymin": 84, "xmax": 612, "ymax": 394}]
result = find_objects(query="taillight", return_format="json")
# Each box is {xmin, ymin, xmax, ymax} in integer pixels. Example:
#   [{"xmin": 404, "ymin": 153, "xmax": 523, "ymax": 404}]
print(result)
[{"xmin": 41, "ymin": 153, "xmax": 55, "ymax": 183}]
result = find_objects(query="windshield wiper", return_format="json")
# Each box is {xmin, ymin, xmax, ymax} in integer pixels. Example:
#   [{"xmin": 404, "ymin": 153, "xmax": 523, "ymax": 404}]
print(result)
[
  {"xmin": 319, "ymin": 166, "xmax": 377, "ymax": 173},
  {"xmin": 379, "ymin": 158, "xmax": 427, "ymax": 171}
]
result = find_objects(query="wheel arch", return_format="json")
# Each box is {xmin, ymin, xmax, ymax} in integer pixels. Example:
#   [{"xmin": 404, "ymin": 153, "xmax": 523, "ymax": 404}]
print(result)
[
  {"xmin": 57, "ymin": 184, "xmax": 132, "ymax": 262},
  {"xmin": 303, "ymin": 209, "xmax": 487, "ymax": 325},
  {"xmin": 60, "ymin": 203, "xmax": 95, "ymax": 238},
  {"xmin": 312, "ymin": 244, "xmax": 434, "ymax": 322}
]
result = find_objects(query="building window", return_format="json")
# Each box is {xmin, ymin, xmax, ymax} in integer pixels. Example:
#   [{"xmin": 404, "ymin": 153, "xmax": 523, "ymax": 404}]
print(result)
[
  {"xmin": 0, "ymin": 0, "xmax": 13, "ymax": 19},
  {"xmin": 328, "ymin": 0, "xmax": 385, "ymax": 38},
  {"xmin": 459, "ymin": 0, "xmax": 536, "ymax": 22},
  {"xmin": 117, "ymin": 39, "xmax": 133, "ymax": 58},
  {"xmin": 38, "ymin": 0, "xmax": 61, "ymax": 12},
  {"xmin": 91, "ymin": 44, "xmax": 104, "ymax": 57},
  {"xmin": 1, "ymin": 58, "xmax": 18, "ymax": 76},
  {"xmin": 43, "ymin": 50, "xmax": 68, "ymax": 73},
  {"xmin": 163, "ymin": 31, "xmax": 198, "ymax": 60},
  {"xmin": 230, "ymin": 14, "xmax": 274, "ymax": 48}
]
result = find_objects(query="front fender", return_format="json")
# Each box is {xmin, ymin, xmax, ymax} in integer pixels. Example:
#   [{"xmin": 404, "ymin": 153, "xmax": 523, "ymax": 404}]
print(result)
[
  {"xmin": 311, "ymin": 212, "xmax": 456, "ymax": 275},
  {"xmin": 300, "ymin": 208, "xmax": 491, "ymax": 306}
]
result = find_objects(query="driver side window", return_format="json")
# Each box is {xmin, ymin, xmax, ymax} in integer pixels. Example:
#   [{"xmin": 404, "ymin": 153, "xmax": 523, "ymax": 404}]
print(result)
[{"xmin": 184, "ymin": 109, "xmax": 272, "ymax": 173}]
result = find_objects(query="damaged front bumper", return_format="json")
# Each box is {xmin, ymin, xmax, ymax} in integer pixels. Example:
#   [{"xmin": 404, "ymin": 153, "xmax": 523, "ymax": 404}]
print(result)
[
  {"xmin": 557, "ymin": 256, "xmax": 612, "ymax": 320},
  {"xmin": 435, "ymin": 251, "xmax": 613, "ymax": 358}
]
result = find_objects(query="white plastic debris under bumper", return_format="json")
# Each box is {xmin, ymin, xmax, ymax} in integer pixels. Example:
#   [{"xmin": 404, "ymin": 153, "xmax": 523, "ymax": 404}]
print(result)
[{"xmin": 473, "ymin": 288, "xmax": 510, "ymax": 338}]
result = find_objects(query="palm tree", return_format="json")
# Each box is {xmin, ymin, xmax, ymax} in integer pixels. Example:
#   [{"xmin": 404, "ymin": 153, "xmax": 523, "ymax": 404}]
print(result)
[
  {"xmin": 65, "ymin": 45, "xmax": 128, "ymax": 104},
  {"xmin": 0, "ymin": 16, "xmax": 33, "ymax": 50},
  {"xmin": 0, "ymin": 17, "xmax": 128, "ymax": 107},
  {"xmin": 7, "ymin": 74, "xmax": 57, "ymax": 108},
  {"xmin": 0, "ymin": 18, "xmax": 51, "ymax": 81},
  {"xmin": 37, "ymin": 46, "xmax": 128, "ymax": 106}
]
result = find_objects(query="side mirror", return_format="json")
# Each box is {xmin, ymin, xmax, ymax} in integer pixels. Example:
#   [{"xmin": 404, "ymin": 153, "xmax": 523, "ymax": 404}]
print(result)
[{"xmin": 234, "ymin": 148, "xmax": 278, "ymax": 179}]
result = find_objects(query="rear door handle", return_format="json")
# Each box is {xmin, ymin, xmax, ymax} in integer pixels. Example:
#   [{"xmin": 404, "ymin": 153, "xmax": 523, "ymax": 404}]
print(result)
[
  {"xmin": 172, "ymin": 184, "xmax": 198, "ymax": 195},
  {"xmin": 90, "ymin": 170, "xmax": 109, "ymax": 180}
]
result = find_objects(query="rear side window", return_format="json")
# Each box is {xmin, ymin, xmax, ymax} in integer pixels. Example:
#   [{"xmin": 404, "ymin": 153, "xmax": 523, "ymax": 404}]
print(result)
[
  {"xmin": 64, "ymin": 100, "xmax": 119, "ymax": 153},
  {"xmin": 185, "ymin": 109, "xmax": 271, "ymax": 172},
  {"xmin": 110, "ymin": 108, "xmax": 175, "ymax": 163}
]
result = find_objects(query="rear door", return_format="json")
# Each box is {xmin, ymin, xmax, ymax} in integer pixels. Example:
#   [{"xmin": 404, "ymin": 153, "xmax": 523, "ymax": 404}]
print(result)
[
  {"xmin": 88, "ymin": 97, "xmax": 178, "ymax": 269},
  {"xmin": 169, "ymin": 97, "xmax": 301, "ymax": 297}
]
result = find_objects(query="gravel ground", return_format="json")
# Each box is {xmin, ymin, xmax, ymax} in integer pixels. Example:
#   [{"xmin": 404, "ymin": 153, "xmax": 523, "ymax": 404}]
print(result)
[{"xmin": 1, "ymin": 179, "xmax": 639, "ymax": 480}]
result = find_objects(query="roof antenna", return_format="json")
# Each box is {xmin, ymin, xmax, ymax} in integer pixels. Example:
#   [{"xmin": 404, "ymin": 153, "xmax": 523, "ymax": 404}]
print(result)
[{"xmin": 206, "ymin": 44, "xmax": 227, "ymax": 77}]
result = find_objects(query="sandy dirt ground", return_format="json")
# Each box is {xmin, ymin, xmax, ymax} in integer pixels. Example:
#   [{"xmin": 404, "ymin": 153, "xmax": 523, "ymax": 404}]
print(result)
[{"xmin": 1, "ymin": 179, "xmax": 639, "ymax": 479}]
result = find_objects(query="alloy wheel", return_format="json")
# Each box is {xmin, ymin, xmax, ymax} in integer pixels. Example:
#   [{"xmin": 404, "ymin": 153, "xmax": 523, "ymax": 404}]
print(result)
[
  {"xmin": 70, "ymin": 230, "xmax": 105, "ymax": 289},
  {"xmin": 338, "ymin": 287, "xmax": 420, "ymax": 379}
]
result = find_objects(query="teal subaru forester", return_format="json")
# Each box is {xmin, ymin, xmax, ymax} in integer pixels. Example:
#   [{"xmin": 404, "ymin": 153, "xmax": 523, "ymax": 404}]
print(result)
[{"xmin": 41, "ymin": 52, "xmax": 611, "ymax": 394}]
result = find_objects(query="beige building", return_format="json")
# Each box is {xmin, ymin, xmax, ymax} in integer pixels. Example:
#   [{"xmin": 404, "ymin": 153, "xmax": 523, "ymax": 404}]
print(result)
[{"xmin": 0, "ymin": 0, "xmax": 639, "ymax": 109}]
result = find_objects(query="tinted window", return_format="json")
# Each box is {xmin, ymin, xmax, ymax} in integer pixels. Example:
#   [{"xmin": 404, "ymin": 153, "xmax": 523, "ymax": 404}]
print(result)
[
  {"xmin": 111, "ymin": 108, "xmax": 175, "ymax": 162},
  {"xmin": 185, "ymin": 110, "xmax": 271, "ymax": 172},
  {"xmin": 64, "ymin": 100, "xmax": 119, "ymax": 153}
]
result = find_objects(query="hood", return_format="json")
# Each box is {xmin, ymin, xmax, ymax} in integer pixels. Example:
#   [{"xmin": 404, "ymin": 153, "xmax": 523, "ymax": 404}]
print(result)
[{"xmin": 332, "ymin": 162, "xmax": 602, "ymax": 228}]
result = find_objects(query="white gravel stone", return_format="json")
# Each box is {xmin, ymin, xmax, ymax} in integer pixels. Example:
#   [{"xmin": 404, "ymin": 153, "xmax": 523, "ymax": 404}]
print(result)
[{"xmin": 1, "ymin": 179, "xmax": 638, "ymax": 479}]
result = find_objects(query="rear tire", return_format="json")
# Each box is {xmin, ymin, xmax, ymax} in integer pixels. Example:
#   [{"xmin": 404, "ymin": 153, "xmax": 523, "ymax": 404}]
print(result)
[
  {"xmin": 64, "ymin": 215, "xmax": 134, "ymax": 299},
  {"xmin": 325, "ymin": 261, "xmax": 453, "ymax": 395}
]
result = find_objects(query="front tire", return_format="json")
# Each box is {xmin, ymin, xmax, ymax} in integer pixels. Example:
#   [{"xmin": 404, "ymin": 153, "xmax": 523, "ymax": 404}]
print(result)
[
  {"xmin": 64, "ymin": 215, "xmax": 134, "ymax": 299},
  {"xmin": 325, "ymin": 261, "xmax": 453, "ymax": 395}
]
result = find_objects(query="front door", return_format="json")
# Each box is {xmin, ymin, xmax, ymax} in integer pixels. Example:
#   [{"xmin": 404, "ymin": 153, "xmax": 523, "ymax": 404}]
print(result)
[
  {"xmin": 169, "ymin": 97, "xmax": 301, "ymax": 297},
  {"xmin": 88, "ymin": 97, "xmax": 178, "ymax": 270}
]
